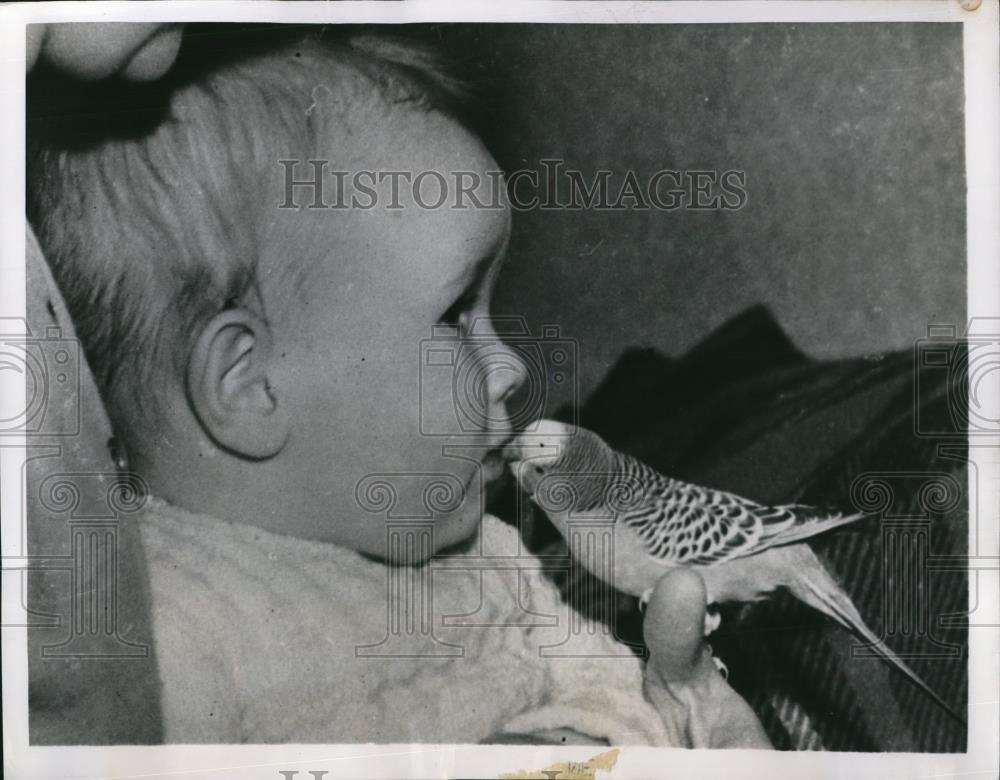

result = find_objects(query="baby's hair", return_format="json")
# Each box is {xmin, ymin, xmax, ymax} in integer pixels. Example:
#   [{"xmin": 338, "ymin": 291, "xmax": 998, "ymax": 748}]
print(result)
[{"xmin": 27, "ymin": 26, "xmax": 470, "ymax": 452}]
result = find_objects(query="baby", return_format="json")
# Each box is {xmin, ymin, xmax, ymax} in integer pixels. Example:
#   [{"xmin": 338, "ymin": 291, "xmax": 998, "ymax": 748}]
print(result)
[{"xmin": 28, "ymin": 30, "xmax": 767, "ymax": 747}]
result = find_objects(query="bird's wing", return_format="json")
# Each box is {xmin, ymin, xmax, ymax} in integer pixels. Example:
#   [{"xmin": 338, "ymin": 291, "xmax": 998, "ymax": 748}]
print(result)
[{"xmin": 619, "ymin": 464, "xmax": 861, "ymax": 566}]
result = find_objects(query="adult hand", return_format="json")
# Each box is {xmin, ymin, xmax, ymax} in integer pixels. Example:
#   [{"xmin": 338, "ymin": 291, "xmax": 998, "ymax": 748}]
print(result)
[
  {"xmin": 643, "ymin": 569, "xmax": 773, "ymax": 749},
  {"xmin": 26, "ymin": 22, "xmax": 184, "ymax": 80}
]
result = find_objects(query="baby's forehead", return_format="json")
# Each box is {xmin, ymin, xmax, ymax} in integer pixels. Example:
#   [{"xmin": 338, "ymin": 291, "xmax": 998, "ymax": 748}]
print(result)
[
  {"xmin": 317, "ymin": 95, "xmax": 491, "ymax": 174},
  {"xmin": 263, "ymin": 99, "xmax": 503, "ymax": 237},
  {"xmin": 259, "ymin": 123, "xmax": 508, "ymax": 319},
  {"xmin": 266, "ymin": 151, "xmax": 508, "ymax": 264},
  {"xmin": 202, "ymin": 50, "xmax": 505, "ymax": 305}
]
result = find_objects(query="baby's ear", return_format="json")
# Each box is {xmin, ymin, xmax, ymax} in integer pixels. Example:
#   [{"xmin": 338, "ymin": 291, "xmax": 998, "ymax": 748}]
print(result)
[{"xmin": 187, "ymin": 308, "xmax": 289, "ymax": 459}]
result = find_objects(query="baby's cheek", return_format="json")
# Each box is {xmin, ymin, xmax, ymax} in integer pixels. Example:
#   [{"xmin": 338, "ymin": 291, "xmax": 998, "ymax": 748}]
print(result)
[
  {"xmin": 417, "ymin": 366, "xmax": 463, "ymax": 435},
  {"xmin": 432, "ymin": 480, "xmax": 486, "ymax": 551}
]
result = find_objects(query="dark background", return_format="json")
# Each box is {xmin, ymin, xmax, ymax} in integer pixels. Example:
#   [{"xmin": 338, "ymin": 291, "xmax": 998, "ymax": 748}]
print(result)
[{"xmin": 436, "ymin": 23, "xmax": 966, "ymax": 411}]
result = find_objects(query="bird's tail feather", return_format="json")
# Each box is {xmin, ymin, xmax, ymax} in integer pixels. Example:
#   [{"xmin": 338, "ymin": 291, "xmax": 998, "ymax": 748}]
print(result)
[
  {"xmin": 760, "ymin": 510, "xmax": 868, "ymax": 551},
  {"xmin": 791, "ymin": 551, "xmax": 966, "ymax": 725}
]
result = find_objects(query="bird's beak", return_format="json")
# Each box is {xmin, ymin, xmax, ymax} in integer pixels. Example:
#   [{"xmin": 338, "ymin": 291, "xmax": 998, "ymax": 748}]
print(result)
[
  {"xmin": 507, "ymin": 459, "xmax": 535, "ymax": 495},
  {"xmin": 503, "ymin": 422, "xmax": 567, "ymax": 467},
  {"xmin": 503, "ymin": 419, "xmax": 572, "ymax": 495}
]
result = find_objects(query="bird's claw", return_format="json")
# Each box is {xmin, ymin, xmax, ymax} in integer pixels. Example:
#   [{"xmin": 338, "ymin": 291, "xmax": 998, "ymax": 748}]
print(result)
[
  {"xmin": 638, "ymin": 588, "xmax": 654, "ymax": 613},
  {"xmin": 713, "ymin": 654, "xmax": 729, "ymax": 680}
]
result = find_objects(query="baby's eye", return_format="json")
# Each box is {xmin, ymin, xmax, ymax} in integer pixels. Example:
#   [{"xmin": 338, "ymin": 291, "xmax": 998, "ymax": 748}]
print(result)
[{"xmin": 439, "ymin": 290, "xmax": 478, "ymax": 327}]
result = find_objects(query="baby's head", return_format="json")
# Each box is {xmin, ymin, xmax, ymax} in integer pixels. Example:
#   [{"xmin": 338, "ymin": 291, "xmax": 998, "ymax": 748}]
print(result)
[{"xmin": 29, "ymin": 31, "xmax": 525, "ymax": 557}]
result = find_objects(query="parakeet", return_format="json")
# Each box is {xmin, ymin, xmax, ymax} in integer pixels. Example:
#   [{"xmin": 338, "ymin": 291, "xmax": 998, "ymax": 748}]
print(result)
[{"xmin": 507, "ymin": 419, "xmax": 962, "ymax": 723}]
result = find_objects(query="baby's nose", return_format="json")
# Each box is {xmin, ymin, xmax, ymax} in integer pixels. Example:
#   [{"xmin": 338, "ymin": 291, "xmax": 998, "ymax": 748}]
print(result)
[{"xmin": 485, "ymin": 345, "xmax": 527, "ymax": 407}]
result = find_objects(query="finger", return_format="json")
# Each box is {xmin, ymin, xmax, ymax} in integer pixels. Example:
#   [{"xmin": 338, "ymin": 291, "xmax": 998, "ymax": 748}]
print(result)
[
  {"xmin": 39, "ymin": 23, "xmax": 184, "ymax": 82},
  {"xmin": 642, "ymin": 568, "xmax": 708, "ymax": 684},
  {"xmin": 641, "ymin": 570, "xmax": 773, "ymax": 749}
]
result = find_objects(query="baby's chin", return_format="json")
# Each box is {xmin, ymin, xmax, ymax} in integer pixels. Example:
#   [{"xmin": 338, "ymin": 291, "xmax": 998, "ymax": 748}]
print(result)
[
  {"xmin": 431, "ymin": 460, "xmax": 510, "ymax": 552},
  {"xmin": 348, "ymin": 467, "xmax": 500, "ymax": 561},
  {"xmin": 351, "ymin": 504, "xmax": 482, "ymax": 563},
  {"xmin": 432, "ymin": 500, "xmax": 487, "ymax": 553}
]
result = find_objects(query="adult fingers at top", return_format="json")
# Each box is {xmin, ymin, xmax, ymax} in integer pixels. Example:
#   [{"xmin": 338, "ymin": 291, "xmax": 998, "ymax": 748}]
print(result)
[{"xmin": 27, "ymin": 23, "xmax": 185, "ymax": 81}]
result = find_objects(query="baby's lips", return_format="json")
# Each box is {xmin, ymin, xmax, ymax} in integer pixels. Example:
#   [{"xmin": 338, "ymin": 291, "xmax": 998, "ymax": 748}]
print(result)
[{"xmin": 500, "ymin": 443, "xmax": 523, "ymax": 463}]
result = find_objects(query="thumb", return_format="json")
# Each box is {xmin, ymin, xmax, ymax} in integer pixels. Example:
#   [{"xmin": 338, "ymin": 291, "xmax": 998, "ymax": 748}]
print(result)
[
  {"xmin": 641, "ymin": 569, "xmax": 773, "ymax": 749},
  {"xmin": 643, "ymin": 568, "xmax": 710, "ymax": 683}
]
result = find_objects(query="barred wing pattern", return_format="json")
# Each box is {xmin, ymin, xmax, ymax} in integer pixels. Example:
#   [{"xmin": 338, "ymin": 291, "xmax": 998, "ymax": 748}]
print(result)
[{"xmin": 615, "ymin": 453, "xmax": 825, "ymax": 566}]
